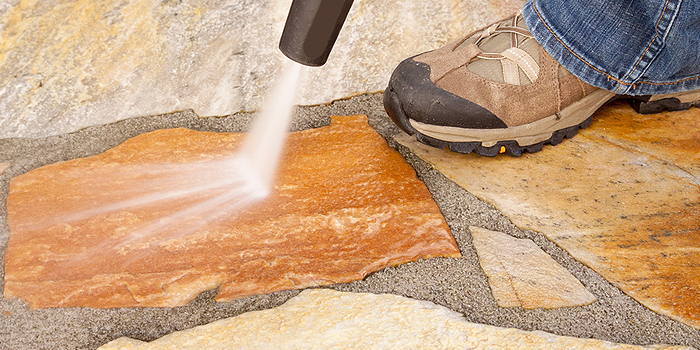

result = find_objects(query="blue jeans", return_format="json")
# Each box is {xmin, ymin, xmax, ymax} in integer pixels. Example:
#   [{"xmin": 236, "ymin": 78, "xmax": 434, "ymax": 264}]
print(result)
[{"xmin": 522, "ymin": 0, "xmax": 700, "ymax": 95}]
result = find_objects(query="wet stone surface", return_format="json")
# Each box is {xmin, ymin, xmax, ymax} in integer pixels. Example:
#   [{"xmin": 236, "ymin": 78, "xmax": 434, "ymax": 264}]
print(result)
[{"xmin": 4, "ymin": 116, "xmax": 459, "ymax": 308}]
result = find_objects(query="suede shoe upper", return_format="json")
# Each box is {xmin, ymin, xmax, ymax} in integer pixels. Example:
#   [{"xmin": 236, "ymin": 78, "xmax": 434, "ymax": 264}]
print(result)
[{"xmin": 401, "ymin": 11, "xmax": 598, "ymax": 128}]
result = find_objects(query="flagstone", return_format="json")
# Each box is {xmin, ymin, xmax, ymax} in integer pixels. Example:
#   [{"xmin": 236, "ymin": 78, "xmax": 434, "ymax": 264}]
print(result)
[
  {"xmin": 585, "ymin": 102, "xmax": 700, "ymax": 179},
  {"xmin": 0, "ymin": 162, "xmax": 8, "ymax": 175},
  {"xmin": 4, "ymin": 115, "xmax": 460, "ymax": 308},
  {"xmin": 395, "ymin": 103, "xmax": 700, "ymax": 329},
  {"xmin": 0, "ymin": 0, "xmax": 524, "ymax": 138},
  {"xmin": 98, "ymin": 289, "xmax": 689, "ymax": 350},
  {"xmin": 101, "ymin": 338, "xmax": 145, "ymax": 350},
  {"xmin": 469, "ymin": 226, "xmax": 596, "ymax": 309}
]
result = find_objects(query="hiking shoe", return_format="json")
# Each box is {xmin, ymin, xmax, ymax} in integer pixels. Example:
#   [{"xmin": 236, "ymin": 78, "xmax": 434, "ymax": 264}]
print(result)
[{"xmin": 384, "ymin": 11, "xmax": 700, "ymax": 156}]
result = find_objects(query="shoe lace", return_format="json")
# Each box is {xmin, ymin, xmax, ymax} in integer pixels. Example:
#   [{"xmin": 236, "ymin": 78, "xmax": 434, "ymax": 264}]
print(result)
[
  {"xmin": 472, "ymin": 11, "xmax": 534, "ymax": 58},
  {"xmin": 456, "ymin": 11, "xmax": 540, "ymax": 84}
]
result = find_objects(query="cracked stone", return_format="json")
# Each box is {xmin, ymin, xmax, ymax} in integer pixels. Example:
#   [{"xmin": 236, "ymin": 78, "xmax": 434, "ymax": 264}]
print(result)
[
  {"xmin": 0, "ymin": 0, "xmax": 524, "ymax": 138},
  {"xmin": 469, "ymin": 226, "xmax": 596, "ymax": 309},
  {"xmin": 395, "ymin": 102, "xmax": 700, "ymax": 329},
  {"xmin": 98, "ymin": 289, "xmax": 690, "ymax": 350},
  {"xmin": 4, "ymin": 115, "xmax": 460, "ymax": 308}
]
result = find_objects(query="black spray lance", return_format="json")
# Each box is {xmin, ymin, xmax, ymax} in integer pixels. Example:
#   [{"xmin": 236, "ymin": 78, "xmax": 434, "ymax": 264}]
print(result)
[
  {"xmin": 279, "ymin": 0, "xmax": 355, "ymax": 67},
  {"xmin": 234, "ymin": 0, "xmax": 355, "ymax": 193}
]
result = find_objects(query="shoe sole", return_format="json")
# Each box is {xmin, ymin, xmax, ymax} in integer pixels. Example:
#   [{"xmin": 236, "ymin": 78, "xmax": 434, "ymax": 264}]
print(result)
[
  {"xmin": 628, "ymin": 90, "xmax": 700, "ymax": 114},
  {"xmin": 385, "ymin": 88, "xmax": 700, "ymax": 157}
]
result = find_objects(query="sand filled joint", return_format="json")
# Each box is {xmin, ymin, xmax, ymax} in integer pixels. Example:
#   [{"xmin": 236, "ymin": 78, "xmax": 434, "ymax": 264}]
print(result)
[{"xmin": 4, "ymin": 115, "xmax": 460, "ymax": 308}]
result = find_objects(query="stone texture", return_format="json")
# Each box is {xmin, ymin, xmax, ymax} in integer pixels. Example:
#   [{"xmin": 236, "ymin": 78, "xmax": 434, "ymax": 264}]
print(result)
[
  {"xmin": 99, "ymin": 289, "xmax": 690, "ymax": 350},
  {"xmin": 4, "ymin": 115, "xmax": 460, "ymax": 308},
  {"xmin": 0, "ymin": 162, "xmax": 8, "ymax": 175},
  {"xmin": 101, "ymin": 338, "xmax": 145, "ymax": 350},
  {"xmin": 469, "ymin": 226, "xmax": 596, "ymax": 309},
  {"xmin": 395, "ymin": 102, "xmax": 700, "ymax": 329},
  {"xmin": 585, "ymin": 102, "xmax": 700, "ymax": 179},
  {"xmin": 0, "ymin": 0, "xmax": 525, "ymax": 138}
]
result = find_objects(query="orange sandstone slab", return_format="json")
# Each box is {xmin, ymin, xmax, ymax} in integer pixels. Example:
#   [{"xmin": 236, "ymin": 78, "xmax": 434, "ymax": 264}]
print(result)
[{"xmin": 4, "ymin": 115, "xmax": 460, "ymax": 308}]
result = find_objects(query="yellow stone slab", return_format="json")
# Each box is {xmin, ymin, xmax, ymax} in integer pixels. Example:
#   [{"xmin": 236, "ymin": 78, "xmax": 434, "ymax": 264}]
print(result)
[
  {"xmin": 4, "ymin": 115, "xmax": 460, "ymax": 308},
  {"xmin": 587, "ymin": 102, "xmax": 700, "ymax": 178},
  {"xmin": 99, "ymin": 289, "xmax": 689, "ymax": 350},
  {"xmin": 396, "ymin": 103, "xmax": 700, "ymax": 329},
  {"xmin": 470, "ymin": 226, "xmax": 596, "ymax": 309}
]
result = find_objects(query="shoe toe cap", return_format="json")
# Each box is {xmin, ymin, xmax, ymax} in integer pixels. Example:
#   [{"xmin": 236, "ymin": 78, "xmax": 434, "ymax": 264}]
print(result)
[{"xmin": 385, "ymin": 57, "xmax": 507, "ymax": 130}]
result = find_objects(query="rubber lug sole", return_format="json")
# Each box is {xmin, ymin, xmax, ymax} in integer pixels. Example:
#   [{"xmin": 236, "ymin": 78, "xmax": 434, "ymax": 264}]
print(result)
[
  {"xmin": 385, "ymin": 86, "xmax": 601, "ymax": 157},
  {"xmin": 628, "ymin": 96, "xmax": 700, "ymax": 114},
  {"xmin": 411, "ymin": 117, "xmax": 590, "ymax": 157},
  {"xmin": 385, "ymin": 86, "xmax": 698, "ymax": 157}
]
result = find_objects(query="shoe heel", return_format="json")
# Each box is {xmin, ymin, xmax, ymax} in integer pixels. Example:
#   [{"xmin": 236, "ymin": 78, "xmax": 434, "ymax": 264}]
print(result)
[{"xmin": 628, "ymin": 91, "xmax": 700, "ymax": 114}]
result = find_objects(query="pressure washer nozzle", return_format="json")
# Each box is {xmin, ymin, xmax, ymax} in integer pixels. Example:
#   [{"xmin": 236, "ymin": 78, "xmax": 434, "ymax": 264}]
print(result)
[{"xmin": 279, "ymin": 0, "xmax": 354, "ymax": 67}]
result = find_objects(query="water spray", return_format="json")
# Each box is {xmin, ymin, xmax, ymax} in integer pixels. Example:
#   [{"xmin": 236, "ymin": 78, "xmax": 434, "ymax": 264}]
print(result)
[
  {"xmin": 47, "ymin": 0, "xmax": 357, "ymax": 261},
  {"xmin": 234, "ymin": 0, "xmax": 356, "ymax": 191}
]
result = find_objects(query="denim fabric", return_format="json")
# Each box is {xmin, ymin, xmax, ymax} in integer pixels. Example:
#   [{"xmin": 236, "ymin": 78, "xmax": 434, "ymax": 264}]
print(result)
[{"xmin": 523, "ymin": 0, "xmax": 700, "ymax": 95}]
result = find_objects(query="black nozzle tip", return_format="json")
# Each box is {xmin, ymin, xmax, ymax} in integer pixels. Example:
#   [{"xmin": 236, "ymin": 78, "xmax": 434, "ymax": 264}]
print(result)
[
  {"xmin": 278, "ymin": 0, "xmax": 354, "ymax": 67},
  {"xmin": 279, "ymin": 43, "xmax": 326, "ymax": 67}
]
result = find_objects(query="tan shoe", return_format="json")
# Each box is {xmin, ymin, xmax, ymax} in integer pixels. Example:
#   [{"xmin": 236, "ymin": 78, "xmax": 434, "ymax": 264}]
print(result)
[{"xmin": 384, "ymin": 11, "xmax": 699, "ymax": 156}]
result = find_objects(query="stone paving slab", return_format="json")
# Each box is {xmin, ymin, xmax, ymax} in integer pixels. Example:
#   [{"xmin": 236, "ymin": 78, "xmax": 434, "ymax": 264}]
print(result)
[
  {"xmin": 4, "ymin": 116, "xmax": 458, "ymax": 308},
  {"xmin": 1, "ymin": 95, "xmax": 699, "ymax": 349},
  {"xmin": 469, "ymin": 226, "xmax": 596, "ymax": 309},
  {"xmin": 587, "ymin": 102, "xmax": 699, "ymax": 179},
  {"xmin": 98, "ymin": 289, "xmax": 690, "ymax": 350}
]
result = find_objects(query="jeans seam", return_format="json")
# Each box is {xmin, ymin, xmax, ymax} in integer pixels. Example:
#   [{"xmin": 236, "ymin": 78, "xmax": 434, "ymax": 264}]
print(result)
[
  {"xmin": 618, "ymin": 0, "xmax": 670, "ymax": 85},
  {"xmin": 531, "ymin": 0, "xmax": 623, "ymax": 85},
  {"xmin": 531, "ymin": 0, "xmax": 700, "ymax": 90},
  {"xmin": 620, "ymin": 0, "xmax": 677, "ymax": 90}
]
